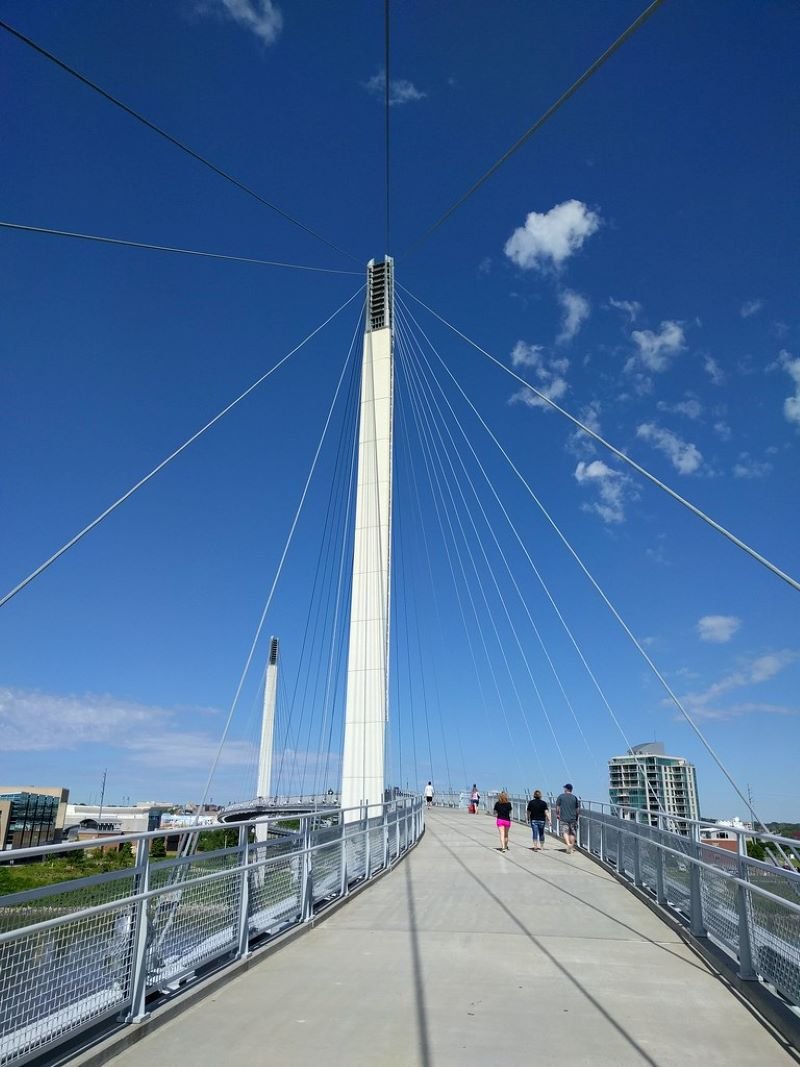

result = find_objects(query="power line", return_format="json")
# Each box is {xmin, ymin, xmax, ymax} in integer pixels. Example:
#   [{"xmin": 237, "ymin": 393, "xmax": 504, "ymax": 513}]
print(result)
[
  {"xmin": 0, "ymin": 286, "xmax": 363, "ymax": 611},
  {"xmin": 0, "ymin": 18, "xmax": 359, "ymax": 264},
  {"xmin": 0, "ymin": 221, "xmax": 362, "ymax": 275},
  {"xmin": 402, "ymin": 0, "xmax": 666, "ymax": 259},
  {"xmin": 402, "ymin": 284, "xmax": 800, "ymax": 596}
]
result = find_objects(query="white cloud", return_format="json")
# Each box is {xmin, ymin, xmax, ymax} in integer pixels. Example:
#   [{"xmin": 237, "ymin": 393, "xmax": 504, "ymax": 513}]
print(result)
[
  {"xmin": 0, "ymin": 686, "xmax": 255, "ymax": 769},
  {"xmin": 779, "ymin": 350, "xmax": 800, "ymax": 427},
  {"xmin": 608, "ymin": 297, "xmax": 641, "ymax": 323},
  {"xmin": 504, "ymin": 200, "xmax": 601, "ymax": 272},
  {"xmin": 657, "ymin": 395, "xmax": 702, "ymax": 420},
  {"xmin": 697, "ymin": 615, "xmax": 741, "ymax": 643},
  {"xmin": 509, "ymin": 341, "xmax": 569, "ymax": 410},
  {"xmin": 364, "ymin": 71, "xmax": 426, "ymax": 106},
  {"xmin": 627, "ymin": 321, "xmax": 685, "ymax": 373},
  {"xmin": 510, "ymin": 341, "xmax": 544, "ymax": 368},
  {"xmin": 733, "ymin": 452, "xmax": 772, "ymax": 479},
  {"xmin": 567, "ymin": 400, "xmax": 602, "ymax": 457},
  {"xmin": 198, "ymin": 0, "xmax": 283, "ymax": 44},
  {"xmin": 680, "ymin": 650, "xmax": 798, "ymax": 719},
  {"xmin": 557, "ymin": 290, "xmax": 590, "ymax": 343},
  {"xmin": 636, "ymin": 422, "xmax": 703, "ymax": 474},
  {"xmin": 703, "ymin": 354, "xmax": 725, "ymax": 385},
  {"xmin": 574, "ymin": 459, "xmax": 633, "ymax": 524},
  {"xmin": 713, "ymin": 420, "xmax": 732, "ymax": 441},
  {"xmin": 740, "ymin": 299, "xmax": 764, "ymax": 318}
]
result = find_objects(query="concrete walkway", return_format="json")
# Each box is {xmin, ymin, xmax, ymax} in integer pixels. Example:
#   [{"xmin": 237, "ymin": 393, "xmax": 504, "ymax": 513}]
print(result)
[{"xmin": 113, "ymin": 809, "xmax": 795, "ymax": 1066}]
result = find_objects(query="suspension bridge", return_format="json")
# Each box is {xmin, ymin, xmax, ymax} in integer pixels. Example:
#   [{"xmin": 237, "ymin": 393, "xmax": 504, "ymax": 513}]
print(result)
[{"xmin": 2, "ymin": 2, "xmax": 799, "ymax": 1064}]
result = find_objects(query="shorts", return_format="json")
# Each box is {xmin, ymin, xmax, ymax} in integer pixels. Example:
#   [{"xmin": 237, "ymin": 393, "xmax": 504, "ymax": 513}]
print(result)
[
  {"xmin": 496, "ymin": 819, "xmax": 511, "ymax": 828},
  {"xmin": 562, "ymin": 820, "xmax": 578, "ymax": 835}
]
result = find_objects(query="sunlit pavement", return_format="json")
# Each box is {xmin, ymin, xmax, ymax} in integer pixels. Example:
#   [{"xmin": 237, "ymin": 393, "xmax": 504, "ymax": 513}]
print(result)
[{"xmin": 110, "ymin": 807, "xmax": 795, "ymax": 1066}]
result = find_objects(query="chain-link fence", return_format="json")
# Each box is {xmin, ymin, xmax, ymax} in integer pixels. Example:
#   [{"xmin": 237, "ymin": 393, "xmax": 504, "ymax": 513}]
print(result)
[{"xmin": 0, "ymin": 797, "xmax": 425, "ymax": 1066}]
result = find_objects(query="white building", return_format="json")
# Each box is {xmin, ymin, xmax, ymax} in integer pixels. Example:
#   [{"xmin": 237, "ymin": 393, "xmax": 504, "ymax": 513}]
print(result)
[
  {"xmin": 609, "ymin": 742, "xmax": 699, "ymax": 831},
  {"xmin": 65, "ymin": 803, "xmax": 165, "ymax": 835}
]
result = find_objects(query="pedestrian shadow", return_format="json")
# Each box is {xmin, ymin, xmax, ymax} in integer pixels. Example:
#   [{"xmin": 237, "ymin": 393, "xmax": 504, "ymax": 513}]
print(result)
[{"xmin": 404, "ymin": 857, "xmax": 432, "ymax": 1067}]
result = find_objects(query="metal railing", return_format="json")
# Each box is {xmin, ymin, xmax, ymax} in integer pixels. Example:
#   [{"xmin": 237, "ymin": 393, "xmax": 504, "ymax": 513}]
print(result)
[
  {"xmin": 0, "ymin": 797, "xmax": 425, "ymax": 1066},
  {"xmin": 498, "ymin": 794, "xmax": 800, "ymax": 1015}
]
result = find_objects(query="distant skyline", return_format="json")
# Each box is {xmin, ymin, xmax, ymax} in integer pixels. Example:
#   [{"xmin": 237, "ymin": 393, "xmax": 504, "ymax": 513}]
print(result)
[{"xmin": 1, "ymin": 1, "xmax": 798, "ymax": 821}]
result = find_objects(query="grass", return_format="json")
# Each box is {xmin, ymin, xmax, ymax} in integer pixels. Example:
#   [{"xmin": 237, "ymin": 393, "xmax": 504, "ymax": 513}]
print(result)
[{"xmin": 0, "ymin": 849, "xmax": 137, "ymax": 895}]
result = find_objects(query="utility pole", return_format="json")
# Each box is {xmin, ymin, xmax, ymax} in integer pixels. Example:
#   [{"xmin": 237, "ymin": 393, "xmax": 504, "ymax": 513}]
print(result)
[{"xmin": 98, "ymin": 769, "xmax": 108, "ymax": 830}]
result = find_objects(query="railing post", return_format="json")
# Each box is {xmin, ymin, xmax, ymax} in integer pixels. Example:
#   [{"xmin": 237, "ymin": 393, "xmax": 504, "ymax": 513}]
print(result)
[
  {"xmin": 655, "ymin": 837, "xmax": 667, "ymax": 905},
  {"xmin": 386, "ymin": 802, "xmax": 392, "ymax": 870},
  {"xmin": 236, "ymin": 823, "xmax": 251, "ymax": 959},
  {"xmin": 735, "ymin": 834, "xmax": 756, "ymax": 980},
  {"xmin": 599, "ymin": 818, "xmax": 606, "ymax": 863},
  {"xmin": 617, "ymin": 822, "xmax": 624, "ymax": 873},
  {"xmin": 300, "ymin": 817, "xmax": 313, "ymax": 921},
  {"xmin": 339, "ymin": 817, "xmax": 349, "ymax": 898},
  {"xmin": 394, "ymin": 802, "xmax": 400, "ymax": 861},
  {"xmin": 127, "ymin": 836, "xmax": 152, "ymax": 1022},
  {"xmin": 632, "ymin": 828, "xmax": 643, "ymax": 887},
  {"xmin": 689, "ymin": 825, "xmax": 707, "ymax": 938},
  {"xmin": 363, "ymin": 805, "xmax": 371, "ymax": 878}
]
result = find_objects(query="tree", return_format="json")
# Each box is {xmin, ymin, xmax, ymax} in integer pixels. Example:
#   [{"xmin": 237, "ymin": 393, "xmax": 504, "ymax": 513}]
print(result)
[
  {"xmin": 150, "ymin": 836, "xmax": 167, "ymax": 859},
  {"xmin": 746, "ymin": 839, "xmax": 766, "ymax": 861}
]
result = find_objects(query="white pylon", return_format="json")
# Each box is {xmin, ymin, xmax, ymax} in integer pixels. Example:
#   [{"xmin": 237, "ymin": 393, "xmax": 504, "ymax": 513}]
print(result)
[
  {"xmin": 256, "ymin": 636, "xmax": 279, "ymax": 844},
  {"xmin": 341, "ymin": 258, "xmax": 394, "ymax": 820}
]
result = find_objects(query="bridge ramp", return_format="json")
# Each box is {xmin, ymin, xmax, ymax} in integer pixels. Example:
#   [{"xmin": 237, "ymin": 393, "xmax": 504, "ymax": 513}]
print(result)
[{"xmin": 111, "ymin": 808, "xmax": 794, "ymax": 1065}]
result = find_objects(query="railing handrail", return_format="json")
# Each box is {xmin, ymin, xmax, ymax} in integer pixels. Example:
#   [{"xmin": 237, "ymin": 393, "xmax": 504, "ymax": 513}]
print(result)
[
  {"xmin": 0, "ymin": 795, "xmax": 426, "ymax": 1066},
  {"xmin": 0, "ymin": 796, "xmax": 402, "ymax": 861},
  {"xmin": 577, "ymin": 797, "xmax": 800, "ymax": 850}
]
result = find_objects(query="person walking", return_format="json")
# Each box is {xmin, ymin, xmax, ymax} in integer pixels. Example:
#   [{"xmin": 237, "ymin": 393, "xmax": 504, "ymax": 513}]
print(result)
[
  {"xmin": 470, "ymin": 784, "xmax": 480, "ymax": 814},
  {"xmin": 556, "ymin": 784, "xmax": 580, "ymax": 853},
  {"xmin": 526, "ymin": 790, "xmax": 550, "ymax": 851},
  {"xmin": 493, "ymin": 791, "xmax": 512, "ymax": 851},
  {"xmin": 424, "ymin": 781, "xmax": 434, "ymax": 808}
]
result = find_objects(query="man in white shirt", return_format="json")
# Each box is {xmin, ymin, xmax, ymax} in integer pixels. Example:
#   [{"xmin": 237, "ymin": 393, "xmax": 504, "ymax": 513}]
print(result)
[{"xmin": 424, "ymin": 782, "xmax": 434, "ymax": 807}]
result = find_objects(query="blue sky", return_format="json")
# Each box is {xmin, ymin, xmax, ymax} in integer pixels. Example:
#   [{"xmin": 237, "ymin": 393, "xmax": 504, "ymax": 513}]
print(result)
[{"xmin": 1, "ymin": 1, "xmax": 798, "ymax": 820}]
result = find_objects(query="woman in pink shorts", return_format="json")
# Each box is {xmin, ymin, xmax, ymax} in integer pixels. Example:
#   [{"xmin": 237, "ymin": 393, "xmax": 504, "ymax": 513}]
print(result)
[{"xmin": 494, "ymin": 791, "xmax": 512, "ymax": 851}]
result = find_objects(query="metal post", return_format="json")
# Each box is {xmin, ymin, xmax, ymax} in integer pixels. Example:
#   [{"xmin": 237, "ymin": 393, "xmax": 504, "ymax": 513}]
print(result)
[
  {"xmin": 617, "ymin": 823, "xmax": 624, "ymax": 873},
  {"xmin": 236, "ymin": 823, "xmax": 251, "ymax": 959},
  {"xmin": 339, "ymin": 817, "xmax": 349, "ymax": 898},
  {"xmin": 655, "ymin": 839, "xmax": 667, "ymax": 905},
  {"xmin": 363, "ymin": 805, "xmax": 371, "ymax": 879},
  {"xmin": 599, "ymin": 819, "xmax": 606, "ymax": 863},
  {"xmin": 689, "ymin": 825, "xmax": 707, "ymax": 938},
  {"xmin": 736, "ymin": 834, "xmax": 756, "ymax": 979},
  {"xmin": 128, "ymin": 837, "xmax": 152, "ymax": 1022},
  {"xmin": 632, "ymin": 830, "xmax": 643, "ymax": 888},
  {"xmin": 300, "ymin": 817, "xmax": 313, "ymax": 921},
  {"xmin": 386, "ymin": 802, "xmax": 392, "ymax": 870},
  {"xmin": 394, "ymin": 802, "xmax": 400, "ymax": 861}
]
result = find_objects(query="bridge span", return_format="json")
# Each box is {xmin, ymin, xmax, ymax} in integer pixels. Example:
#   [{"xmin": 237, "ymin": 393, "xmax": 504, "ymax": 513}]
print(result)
[{"xmin": 104, "ymin": 807, "xmax": 794, "ymax": 1066}]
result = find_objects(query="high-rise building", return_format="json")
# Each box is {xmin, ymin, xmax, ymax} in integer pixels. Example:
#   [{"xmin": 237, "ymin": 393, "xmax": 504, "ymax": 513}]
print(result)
[{"xmin": 608, "ymin": 742, "xmax": 699, "ymax": 832}]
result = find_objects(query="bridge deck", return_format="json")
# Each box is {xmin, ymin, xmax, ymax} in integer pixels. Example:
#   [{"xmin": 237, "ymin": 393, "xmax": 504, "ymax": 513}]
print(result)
[{"xmin": 112, "ymin": 808, "xmax": 793, "ymax": 1066}]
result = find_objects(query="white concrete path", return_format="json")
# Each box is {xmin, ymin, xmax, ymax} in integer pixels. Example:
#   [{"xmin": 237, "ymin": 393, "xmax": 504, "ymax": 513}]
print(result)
[{"xmin": 113, "ymin": 808, "xmax": 796, "ymax": 1066}]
